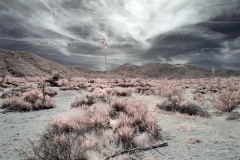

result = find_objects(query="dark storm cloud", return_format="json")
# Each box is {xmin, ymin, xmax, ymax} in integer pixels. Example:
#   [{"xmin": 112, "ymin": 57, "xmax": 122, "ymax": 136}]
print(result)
[{"xmin": 0, "ymin": 0, "xmax": 240, "ymax": 70}]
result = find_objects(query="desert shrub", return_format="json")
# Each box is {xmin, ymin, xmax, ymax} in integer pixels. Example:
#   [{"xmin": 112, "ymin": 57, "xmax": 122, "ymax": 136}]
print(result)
[
  {"xmin": 114, "ymin": 89, "xmax": 131, "ymax": 97},
  {"xmin": 26, "ymin": 99, "xmax": 164, "ymax": 160},
  {"xmin": 141, "ymin": 113, "xmax": 160, "ymax": 136},
  {"xmin": 24, "ymin": 132, "xmax": 87, "ymax": 160},
  {"xmin": 87, "ymin": 111, "xmax": 110, "ymax": 130},
  {"xmin": 23, "ymin": 89, "xmax": 43, "ymax": 103},
  {"xmin": 92, "ymin": 88, "xmax": 108, "ymax": 102},
  {"xmin": 110, "ymin": 98, "xmax": 127, "ymax": 112},
  {"xmin": 156, "ymin": 96, "xmax": 210, "ymax": 117},
  {"xmin": 115, "ymin": 125, "xmax": 134, "ymax": 149},
  {"xmin": 1, "ymin": 90, "xmax": 22, "ymax": 98},
  {"xmin": 135, "ymin": 86, "xmax": 154, "ymax": 95},
  {"xmin": 45, "ymin": 88, "xmax": 58, "ymax": 97},
  {"xmin": 213, "ymin": 90, "xmax": 240, "ymax": 112},
  {"xmin": 1, "ymin": 89, "xmax": 56, "ymax": 111},
  {"xmin": 32, "ymin": 95, "xmax": 56, "ymax": 110},
  {"xmin": 1, "ymin": 96, "xmax": 32, "ymax": 111},
  {"xmin": 118, "ymin": 112, "xmax": 133, "ymax": 127},
  {"xmin": 56, "ymin": 78, "xmax": 69, "ymax": 87},
  {"xmin": 71, "ymin": 95, "xmax": 95, "ymax": 108},
  {"xmin": 155, "ymin": 80, "xmax": 183, "ymax": 98}
]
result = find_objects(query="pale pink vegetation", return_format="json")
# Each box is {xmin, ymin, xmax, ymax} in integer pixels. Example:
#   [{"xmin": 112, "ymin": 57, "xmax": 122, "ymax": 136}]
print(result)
[
  {"xmin": 142, "ymin": 113, "xmax": 160, "ymax": 136},
  {"xmin": 25, "ymin": 76, "xmax": 44, "ymax": 83},
  {"xmin": 88, "ymin": 111, "xmax": 110, "ymax": 129},
  {"xmin": 51, "ymin": 117, "xmax": 78, "ymax": 132},
  {"xmin": 58, "ymin": 77, "xmax": 89, "ymax": 90},
  {"xmin": 125, "ymin": 100, "xmax": 148, "ymax": 124},
  {"xmin": 114, "ymin": 89, "xmax": 131, "ymax": 97},
  {"xmin": 1, "ymin": 89, "xmax": 55, "ymax": 111},
  {"xmin": 111, "ymin": 98, "xmax": 127, "ymax": 112},
  {"xmin": 57, "ymin": 78, "xmax": 69, "ymax": 87},
  {"xmin": 92, "ymin": 88, "xmax": 107, "ymax": 101},
  {"xmin": 44, "ymin": 88, "xmax": 58, "ymax": 97},
  {"xmin": 23, "ymin": 89, "xmax": 43, "ymax": 103},
  {"xmin": 2, "ymin": 96, "xmax": 32, "ymax": 111},
  {"xmin": 81, "ymin": 138, "xmax": 96, "ymax": 150},
  {"xmin": 118, "ymin": 112, "xmax": 133, "ymax": 127},
  {"xmin": 155, "ymin": 79, "xmax": 183, "ymax": 99},
  {"xmin": 71, "ymin": 94, "xmax": 95, "ymax": 108},
  {"xmin": 115, "ymin": 125, "xmax": 134, "ymax": 149}
]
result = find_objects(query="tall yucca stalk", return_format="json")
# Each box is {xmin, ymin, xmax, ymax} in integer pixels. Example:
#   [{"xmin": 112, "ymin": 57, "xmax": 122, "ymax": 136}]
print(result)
[{"xmin": 100, "ymin": 37, "xmax": 108, "ymax": 71}]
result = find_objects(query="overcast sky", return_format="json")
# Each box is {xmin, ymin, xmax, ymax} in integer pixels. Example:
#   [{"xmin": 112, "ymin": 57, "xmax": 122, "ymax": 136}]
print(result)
[{"xmin": 0, "ymin": 0, "xmax": 240, "ymax": 70}]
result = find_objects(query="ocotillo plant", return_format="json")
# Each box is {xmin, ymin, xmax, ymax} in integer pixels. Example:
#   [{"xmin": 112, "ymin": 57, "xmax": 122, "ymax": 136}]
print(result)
[{"xmin": 100, "ymin": 37, "xmax": 108, "ymax": 71}]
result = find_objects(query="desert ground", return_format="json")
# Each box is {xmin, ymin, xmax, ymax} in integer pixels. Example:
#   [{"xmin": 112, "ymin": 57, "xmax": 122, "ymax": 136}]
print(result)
[{"xmin": 0, "ymin": 75, "xmax": 240, "ymax": 160}]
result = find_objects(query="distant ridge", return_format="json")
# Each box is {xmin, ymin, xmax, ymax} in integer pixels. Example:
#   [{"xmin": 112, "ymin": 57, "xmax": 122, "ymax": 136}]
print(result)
[
  {"xmin": 0, "ymin": 49, "xmax": 82, "ymax": 77},
  {"xmin": 112, "ymin": 63, "xmax": 240, "ymax": 79},
  {"xmin": 0, "ymin": 49, "xmax": 239, "ymax": 79}
]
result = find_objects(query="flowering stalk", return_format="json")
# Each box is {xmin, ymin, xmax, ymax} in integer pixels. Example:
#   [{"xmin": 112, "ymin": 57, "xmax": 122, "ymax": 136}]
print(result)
[{"xmin": 100, "ymin": 37, "xmax": 108, "ymax": 72}]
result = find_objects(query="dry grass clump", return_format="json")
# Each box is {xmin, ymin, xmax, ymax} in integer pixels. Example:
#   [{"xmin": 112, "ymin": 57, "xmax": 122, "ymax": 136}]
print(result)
[
  {"xmin": 71, "ymin": 94, "xmax": 95, "ymax": 108},
  {"xmin": 1, "ymin": 89, "xmax": 56, "ymax": 111},
  {"xmin": 111, "ymin": 98, "xmax": 127, "ymax": 112},
  {"xmin": 156, "ymin": 96, "xmax": 210, "ymax": 117}
]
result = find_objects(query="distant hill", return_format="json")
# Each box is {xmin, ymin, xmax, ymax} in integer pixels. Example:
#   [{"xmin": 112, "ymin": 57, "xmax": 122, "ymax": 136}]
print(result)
[
  {"xmin": 0, "ymin": 49, "xmax": 239, "ymax": 79},
  {"xmin": 0, "ymin": 49, "xmax": 82, "ymax": 77},
  {"xmin": 110, "ymin": 63, "xmax": 240, "ymax": 79}
]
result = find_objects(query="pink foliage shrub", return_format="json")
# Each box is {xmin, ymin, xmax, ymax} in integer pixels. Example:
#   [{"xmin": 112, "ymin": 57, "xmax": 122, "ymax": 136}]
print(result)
[
  {"xmin": 213, "ymin": 89, "xmax": 240, "ymax": 112},
  {"xmin": 142, "ymin": 113, "xmax": 160, "ymax": 136},
  {"xmin": 1, "ymin": 88, "xmax": 55, "ymax": 111},
  {"xmin": 118, "ymin": 112, "xmax": 133, "ymax": 127},
  {"xmin": 71, "ymin": 94, "xmax": 95, "ymax": 108},
  {"xmin": 87, "ymin": 111, "xmax": 110, "ymax": 130},
  {"xmin": 110, "ymin": 98, "xmax": 127, "ymax": 112},
  {"xmin": 2, "ymin": 96, "xmax": 32, "ymax": 111},
  {"xmin": 115, "ymin": 125, "xmax": 134, "ymax": 149},
  {"xmin": 45, "ymin": 88, "xmax": 58, "ymax": 97},
  {"xmin": 114, "ymin": 89, "xmax": 131, "ymax": 97}
]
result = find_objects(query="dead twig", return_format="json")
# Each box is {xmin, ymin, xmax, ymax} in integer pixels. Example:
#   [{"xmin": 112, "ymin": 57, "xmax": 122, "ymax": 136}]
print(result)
[{"xmin": 104, "ymin": 142, "xmax": 168, "ymax": 160}]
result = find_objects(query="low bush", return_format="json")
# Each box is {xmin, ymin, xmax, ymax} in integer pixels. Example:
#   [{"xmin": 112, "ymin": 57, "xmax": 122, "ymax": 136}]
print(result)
[
  {"xmin": 1, "ymin": 96, "xmax": 32, "ymax": 111},
  {"xmin": 1, "ymin": 89, "xmax": 56, "ymax": 111},
  {"xmin": 156, "ymin": 96, "xmax": 210, "ymax": 117},
  {"xmin": 71, "ymin": 95, "xmax": 95, "ymax": 108},
  {"xmin": 114, "ymin": 89, "xmax": 131, "ymax": 97},
  {"xmin": 45, "ymin": 88, "xmax": 58, "ymax": 97}
]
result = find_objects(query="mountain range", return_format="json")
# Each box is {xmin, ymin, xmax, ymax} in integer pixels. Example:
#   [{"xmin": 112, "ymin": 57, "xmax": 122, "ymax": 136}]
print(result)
[{"xmin": 0, "ymin": 49, "xmax": 239, "ymax": 79}]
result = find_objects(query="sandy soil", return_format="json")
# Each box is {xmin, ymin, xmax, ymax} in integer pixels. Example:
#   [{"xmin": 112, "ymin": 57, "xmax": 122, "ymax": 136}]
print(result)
[{"xmin": 0, "ymin": 88, "xmax": 240, "ymax": 160}]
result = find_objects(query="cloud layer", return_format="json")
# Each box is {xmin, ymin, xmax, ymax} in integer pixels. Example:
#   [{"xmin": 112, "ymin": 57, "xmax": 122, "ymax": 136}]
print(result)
[{"xmin": 0, "ymin": 0, "xmax": 240, "ymax": 70}]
